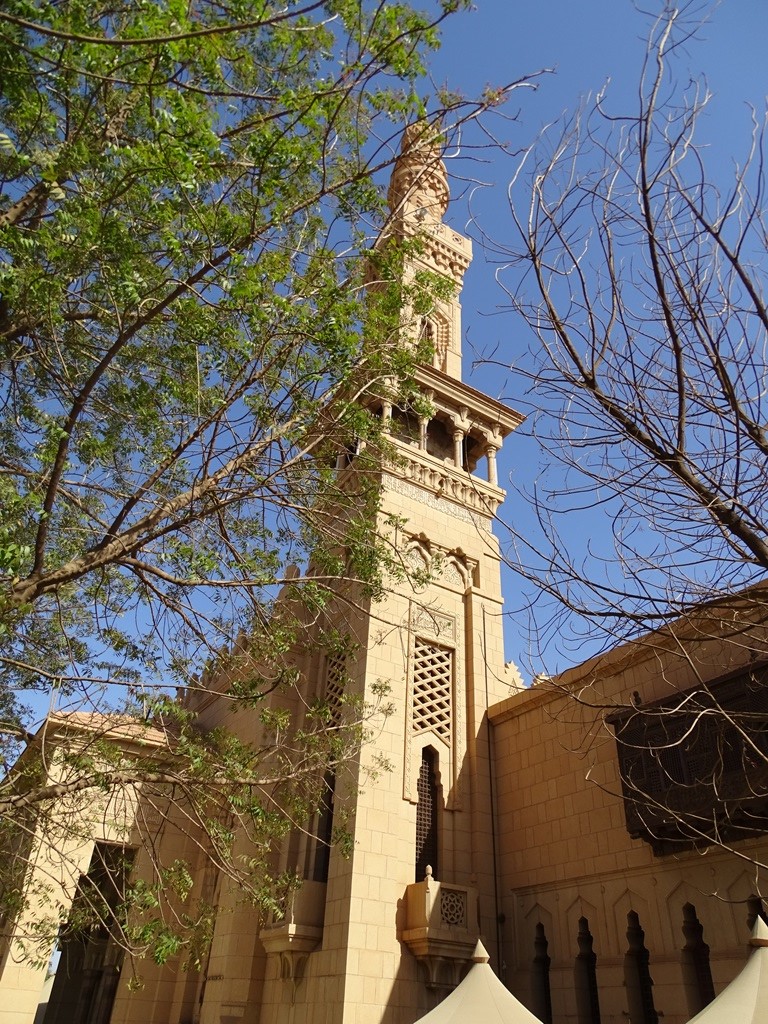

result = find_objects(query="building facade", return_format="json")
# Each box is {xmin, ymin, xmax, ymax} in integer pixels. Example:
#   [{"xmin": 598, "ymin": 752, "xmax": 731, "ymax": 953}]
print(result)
[{"xmin": 492, "ymin": 612, "xmax": 768, "ymax": 1024}]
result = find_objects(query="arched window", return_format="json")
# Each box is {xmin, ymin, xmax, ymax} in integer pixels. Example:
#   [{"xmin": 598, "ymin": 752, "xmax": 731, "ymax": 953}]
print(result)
[
  {"xmin": 420, "ymin": 317, "xmax": 435, "ymax": 355},
  {"xmin": 415, "ymin": 747, "xmax": 439, "ymax": 881},
  {"xmin": 575, "ymin": 916, "xmax": 601, "ymax": 1024},
  {"xmin": 624, "ymin": 911, "xmax": 658, "ymax": 1024},
  {"xmin": 681, "ymin": 903, "xmax": 715, "ymax": 1016},
  {"xmin": 532, "ymin": 922, "xmax": 553, "ymax": 1024},
  {"xmin": 419, "ymin": 315, "xmax": 449, "ymax": 371}
]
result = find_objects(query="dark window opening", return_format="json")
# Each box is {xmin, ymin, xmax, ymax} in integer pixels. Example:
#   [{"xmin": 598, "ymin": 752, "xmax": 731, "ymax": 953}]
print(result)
[
  {"xmin": 425, "ymin": 417, "xmax": 453, "ymax": 462},
  {"xmin": 391, "ymin": 406, "xmax": 420, "ymax": 446},
  {"xmin": 62, "ymin": 843, "xmax": 134, "ymax": 944},
  {"xmin": 309, "ymin": 654, "xmax": 345, "ymax": 882},
  {"xmin": 462, "ymin": 433, "xmax": 482, "ymax": 473},
  {"xmin": 43, "ymin": 843, "xmax": 135, "ymax": 1024},
  {"xmin": 532, "ymin": 922, "xmax": 553, "ymax": 1024},
  {"xmin": 312, "ymin": 770, "xmax": 336, "ymax": 883},
  {"xmin": 681, "ymin": 903, "xmax": 715, "ymax": 1016},
  {"xmin": 575, "ymin": 916, "xmax": 601, "ymax": 1024},
  {"xmin": 747, "ymin": 894, "xmax": 768, "ymax": 930},
  {"xmin": 624, "ymin": 911, "xmax": 658, "ymax": 1024},
  {"xmin": 609, "ymin": 663, "xmax": 768, "ymax": 854},
  {"xmin": 338, "ymin": 436, "xmax": 363, "ymax": 469},
  {"xmin": 415, "ymin": 747, "xmax": 439, "ymax": 881}
]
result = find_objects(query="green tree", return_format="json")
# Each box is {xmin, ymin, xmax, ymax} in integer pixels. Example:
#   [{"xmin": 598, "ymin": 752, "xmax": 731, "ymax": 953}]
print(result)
[{"xmin": 0, "ymin": 0, "xmax": 510, "ymax": 966}]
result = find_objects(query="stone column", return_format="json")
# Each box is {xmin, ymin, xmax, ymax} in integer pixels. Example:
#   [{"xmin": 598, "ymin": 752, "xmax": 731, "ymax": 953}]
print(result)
[
  {"xmin": 453, "ymin": 429, "xmax": 465, "ymax": 469},
  {"xmin": 484, "ymin": 427, "xmax": 502, "ymax": 485},
  {"xmin": 418, "ymin": 416, "xmax": 428, "ymax": 450},
  {"xmin": 451, "ymin": 408, "xmax": 470, "ymax": 470},
  {"xmin": 485, "ymin": 444, "xmax": 499, "ymax": 486}
]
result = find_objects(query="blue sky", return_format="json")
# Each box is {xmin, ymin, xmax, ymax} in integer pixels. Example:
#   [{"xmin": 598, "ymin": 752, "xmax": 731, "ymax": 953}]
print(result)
[{"xmin": 422, "ymin": 1, "xmax": 768, "ymax": 677}]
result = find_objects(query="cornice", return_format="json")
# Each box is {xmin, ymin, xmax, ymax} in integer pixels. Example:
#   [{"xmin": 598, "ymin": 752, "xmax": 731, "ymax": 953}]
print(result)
[{"xmin": 414, "ymin": 365, "xmax": 524, "ymax": 436}]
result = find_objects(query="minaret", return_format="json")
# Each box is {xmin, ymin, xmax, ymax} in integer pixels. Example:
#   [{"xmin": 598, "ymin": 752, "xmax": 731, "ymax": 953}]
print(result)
[
  {"xmin": 257, "ymin": 125, "xmax": 524, "ymax": 1023},
  {"xmin": 385, "ymin": 119, "xmax": 467, "ymax": 382}
]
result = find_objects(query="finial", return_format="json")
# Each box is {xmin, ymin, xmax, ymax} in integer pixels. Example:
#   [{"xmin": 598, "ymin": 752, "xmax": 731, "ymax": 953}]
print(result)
[
  {"xmin": 471, "ymin": 940, "xmax": 490, "ymax": 963},
  {"xmin": 424, "ymin": 864, "xmax": 433, "ymax": 881},
  {"xmin": 387, "ymin": 121, "xmax": 449, "ymax": 223},
  {"xmin": 750, "ymin": 915, "xmax": 768, "ymax": 946}
]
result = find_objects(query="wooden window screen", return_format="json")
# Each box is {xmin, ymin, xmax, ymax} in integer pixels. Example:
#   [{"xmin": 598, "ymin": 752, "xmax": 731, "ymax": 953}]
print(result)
[{"xmin": 415, "ymin": 747, "xmax": 438, "ymax": 881}]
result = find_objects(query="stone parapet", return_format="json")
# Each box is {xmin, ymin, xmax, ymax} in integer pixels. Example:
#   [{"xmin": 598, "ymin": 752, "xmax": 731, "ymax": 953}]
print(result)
[{"xmin": 387, "ymin": 441, "xmax": 506, "ymax": 518}]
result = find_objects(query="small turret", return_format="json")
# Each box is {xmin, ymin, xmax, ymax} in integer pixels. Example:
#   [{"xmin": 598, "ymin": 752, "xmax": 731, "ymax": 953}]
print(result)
[
  {"xmin": 383, "ymin": 121, "xmax": 471, "ymax": 381},
  {"xmin": 387, "ymin": 121, "xmax": 450, "ymax": 225}
]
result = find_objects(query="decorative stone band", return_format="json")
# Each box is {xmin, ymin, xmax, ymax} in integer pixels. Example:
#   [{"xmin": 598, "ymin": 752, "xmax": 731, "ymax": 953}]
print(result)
[
  {"xmin": 386, "ymin": 446, "xmax": 504, "ymax": 518},
  {"xmin": 395, "ymin": 219, "xmax": 473, "ymax": 283},
  {"xmin": 389, "ymin": 477, "xmax": 491, "ymax": 531}
]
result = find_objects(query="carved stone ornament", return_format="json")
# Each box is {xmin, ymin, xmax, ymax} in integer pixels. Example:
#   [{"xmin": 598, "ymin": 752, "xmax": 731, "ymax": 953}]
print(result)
[
  {"xmin": 440, "ymin": 560, "xmax": 465, "ymax": 590},
  {"xmin": 401, "ymin": 872, "xmax": 480, "ymax": 992},
  {"xmin": 388, "ymin": 122, "xmax": 450, "ymax": 223},
  {"xmin": 411, "ymin": 604, "xmax": 455, "ymax": 642},
  {"xmin": 388, "ymin": 477, "xmax": 495, "ymax": 529}
]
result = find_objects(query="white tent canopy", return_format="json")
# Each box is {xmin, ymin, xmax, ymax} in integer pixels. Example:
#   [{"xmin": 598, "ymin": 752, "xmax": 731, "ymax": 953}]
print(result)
[
  {"xmin": 686, "ymin": 917, "xmax": 768, "ymax": 1024},
  {"xmin": 414, "ymin": 942, "xmax": 544, "ymax": 1024},
  {"xmin": 414, "ymin": 921, "xmax": 768, "ymax": 1024}
]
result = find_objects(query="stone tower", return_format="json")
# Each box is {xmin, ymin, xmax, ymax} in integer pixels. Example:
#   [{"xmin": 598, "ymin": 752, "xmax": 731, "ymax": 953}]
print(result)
[
  {"xmin": 255, "ymin": 124, "xmax": 523, "ymax": 1024},
  {"xmin": 96, "ymin": 125, "xmax": 523, "ymax": 1024}
]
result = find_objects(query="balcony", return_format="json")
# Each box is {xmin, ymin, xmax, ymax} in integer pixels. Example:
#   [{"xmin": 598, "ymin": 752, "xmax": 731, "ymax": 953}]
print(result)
[
  {"xmin": 401, "ymin": 869, "xmax": 479, "ymax": 989},
  {"xmin": 259, "ymin": 880, "xmax": 326, "ymax": 984}
]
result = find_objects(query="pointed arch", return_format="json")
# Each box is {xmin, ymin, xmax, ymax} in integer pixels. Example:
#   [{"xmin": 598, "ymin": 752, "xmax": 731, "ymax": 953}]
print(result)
[
  {"xmin": 421, "ymin": 310, "xmax": 451, "ymax": 372},
  {"xmin": 574, "ymin": 915, "xmax": 601, "ymax": 1024},
  {"xmin": 440, "ymin": 555, "xmax": 469, "ymax": 591},
  {"xmin": 624, "ymin": 910, "xmax": 658, "ymax": 1024},
  {"xmin": 532, "ymin": 921, "xmax": 553, "ymax": 1024},
  {"xmin": 680, "ymin": 902, "xmax": 715, "ymax": 1016}
]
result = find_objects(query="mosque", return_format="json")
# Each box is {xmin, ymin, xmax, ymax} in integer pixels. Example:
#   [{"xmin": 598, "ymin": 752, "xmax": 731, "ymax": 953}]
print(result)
[{"xmin": 2, "ymin": 127, "xmax": 767, "ymax": 1024}]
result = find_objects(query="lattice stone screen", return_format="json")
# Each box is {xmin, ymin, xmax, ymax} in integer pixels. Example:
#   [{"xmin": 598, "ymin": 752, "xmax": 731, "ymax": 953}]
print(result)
[
  {"xmin": 412, "ymin": 638, "xmax": 453, "ymax": 743},
  {"xmin": 325, "ymin": 652, "xmax": 346, "ymax": 724},
  {"xmin": 440, "ymin": 887, "xmax": 467, "ymax": 927},
  {"xmin": 310, "ymin": 653, "xmax": 346, "ymax": 883}
]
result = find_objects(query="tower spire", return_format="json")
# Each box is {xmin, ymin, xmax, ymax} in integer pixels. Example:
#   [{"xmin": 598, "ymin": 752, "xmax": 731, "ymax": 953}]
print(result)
[
  {"xmin": 384, "ymin": 122, "xmax": 470, "ymax": 381},
  {"xmin": 387, "ymin": 121, "xmax": 450, "ymax": 224}
]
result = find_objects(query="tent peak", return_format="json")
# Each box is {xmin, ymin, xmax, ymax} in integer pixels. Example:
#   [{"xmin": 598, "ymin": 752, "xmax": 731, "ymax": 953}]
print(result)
[
  {"xmin": 471, "ymin": 940, "xmax": 490, "ymax": 963},
  {"xmin": 750, "ymin": 915, "xmax": 768, "ymax": 946}
]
